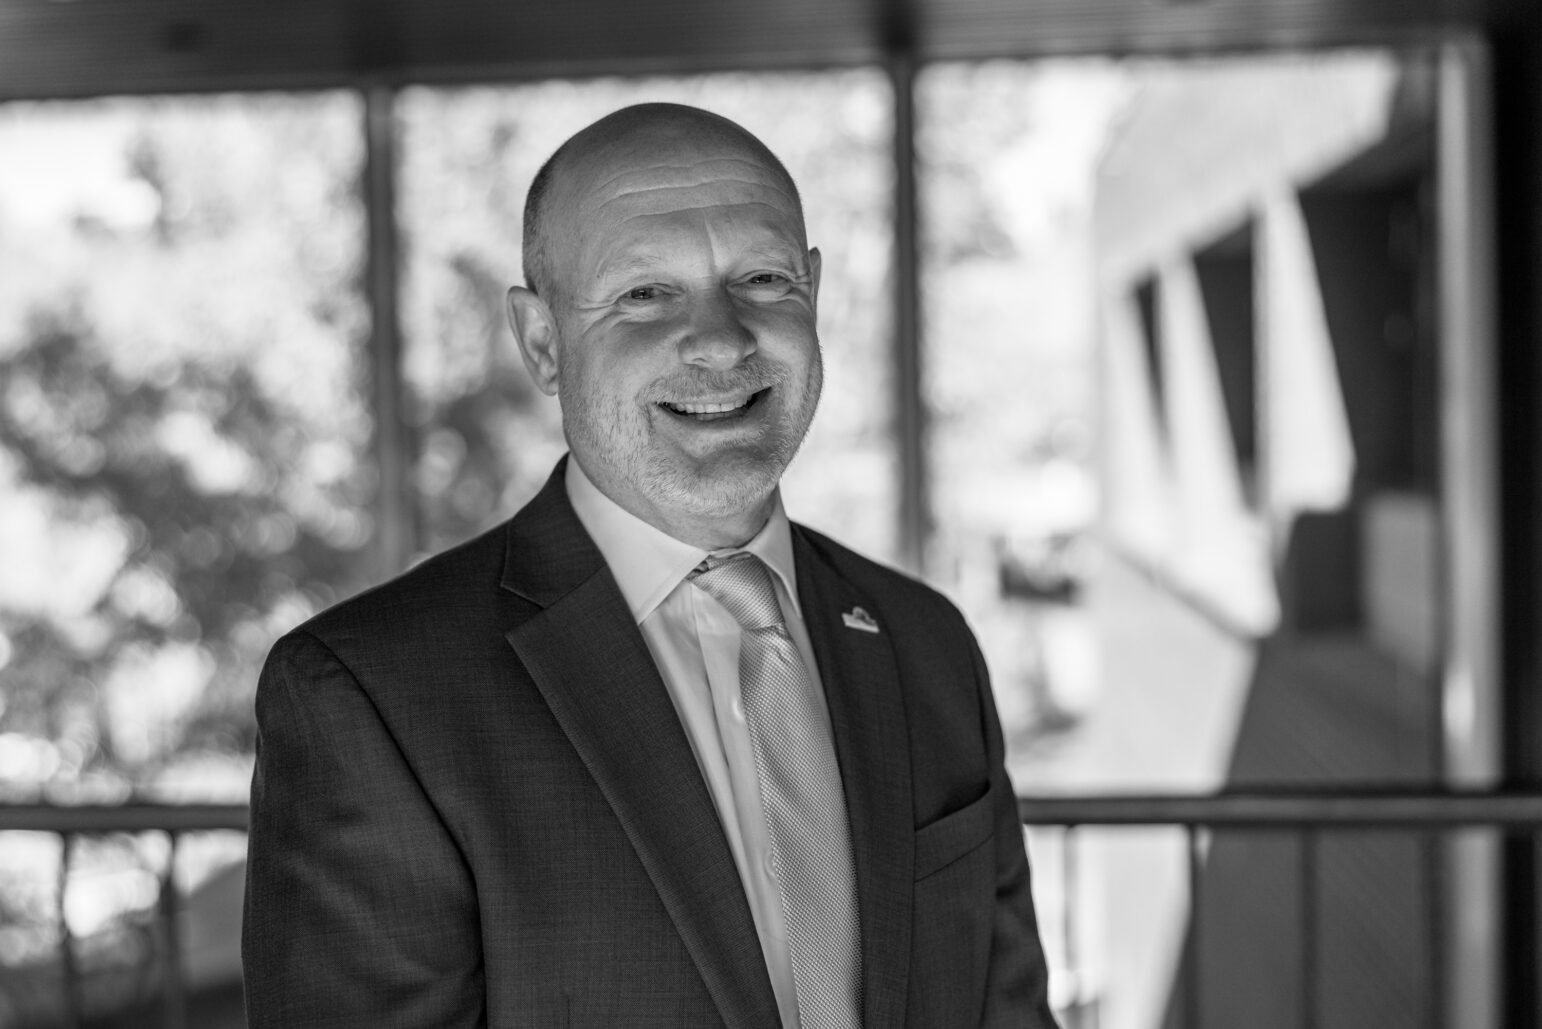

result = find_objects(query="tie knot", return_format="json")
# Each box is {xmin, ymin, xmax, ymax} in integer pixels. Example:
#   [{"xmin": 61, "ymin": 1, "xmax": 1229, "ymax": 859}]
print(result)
[{"xmin": 689, "ymin": 553, "xmax": 784, "ymax": 631}]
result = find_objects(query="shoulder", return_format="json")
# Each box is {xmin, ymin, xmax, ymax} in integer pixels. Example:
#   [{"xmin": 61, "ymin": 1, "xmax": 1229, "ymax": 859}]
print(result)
[
  {"xmin": 257, "ymin": 517, "xmax": 536, "ymax": 725},
  {"xmin": 288, "ymin": 518, "xmax": 517, "ymax": 652}
]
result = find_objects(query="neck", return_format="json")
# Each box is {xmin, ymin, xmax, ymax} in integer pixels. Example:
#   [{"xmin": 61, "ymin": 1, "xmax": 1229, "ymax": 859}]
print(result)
[
  {"xmin": 646, "ymin": 495, "xmax": 776, "ymax": 551},
  {"xmin": 568, "ymin": 456, "xmax": 779, "ymax": 550}
]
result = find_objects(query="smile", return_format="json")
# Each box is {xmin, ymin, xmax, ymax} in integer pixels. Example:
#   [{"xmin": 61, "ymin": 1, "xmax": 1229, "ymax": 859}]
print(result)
[{"xmin": 658, "ymin": 389, "xmax": 767, "ymax": 422}]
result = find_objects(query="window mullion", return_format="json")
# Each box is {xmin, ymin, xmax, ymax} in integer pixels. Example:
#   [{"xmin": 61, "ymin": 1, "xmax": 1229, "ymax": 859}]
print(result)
[
  {"xmin": 362, "ymin": 84, "xmax": 415, "ymax": 579},
  {"xmin": 890, "ymin": 50, "xmax": 927, "ymax": 576}
]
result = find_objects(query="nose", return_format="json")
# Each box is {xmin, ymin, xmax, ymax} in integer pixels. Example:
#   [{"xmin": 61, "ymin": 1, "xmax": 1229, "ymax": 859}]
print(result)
[{"xmin": 676, "ymin": 287, "xmax": 756, "ymax": 370}]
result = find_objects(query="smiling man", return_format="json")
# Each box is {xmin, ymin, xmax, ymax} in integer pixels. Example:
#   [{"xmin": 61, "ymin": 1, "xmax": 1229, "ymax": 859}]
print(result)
[{"xmin": 243, "ymin": 104, "xmax": 1060, "ymax": 1029}]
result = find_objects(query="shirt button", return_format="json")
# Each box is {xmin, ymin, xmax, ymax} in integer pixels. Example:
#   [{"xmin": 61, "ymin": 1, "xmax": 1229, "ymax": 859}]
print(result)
[
  {"xmin": 762, "ymin": 850, "xmax": 778, "ymax": 879},
  {"xmin": 731, "ymin": 695, "xmax": 746, "ymax": 722}
]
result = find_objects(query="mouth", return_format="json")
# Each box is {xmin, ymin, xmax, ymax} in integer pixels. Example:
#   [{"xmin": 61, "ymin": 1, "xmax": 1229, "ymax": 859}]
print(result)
[{"xmin": 658, "ymin": 388, "xmax": 769, "ymax": 423}]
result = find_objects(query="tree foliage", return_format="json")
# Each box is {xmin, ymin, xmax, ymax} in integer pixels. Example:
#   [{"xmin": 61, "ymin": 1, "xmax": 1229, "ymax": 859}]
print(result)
[{"xmin": 0, "ymin": 93, "xmax": 372, "ymax": 800}]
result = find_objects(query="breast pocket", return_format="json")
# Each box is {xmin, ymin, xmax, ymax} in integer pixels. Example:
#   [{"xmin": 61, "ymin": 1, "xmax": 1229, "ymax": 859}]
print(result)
[
  {"xmin": 908, "ymin": 782, "xmax": 999, "ymax": 1025},
  {"xmin": 913, "ymin": 782, "xmax": 996, "ymax": 881}
]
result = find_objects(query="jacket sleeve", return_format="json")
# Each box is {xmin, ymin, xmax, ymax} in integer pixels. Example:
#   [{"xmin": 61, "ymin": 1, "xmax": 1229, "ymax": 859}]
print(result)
[
  {"xmin": 242, "ymin": 629, "xmax": 485, "ymax": 1028},
  {"xmin": 972, "ymin": 633, "xmax": 1062, "ymax": 1029}
]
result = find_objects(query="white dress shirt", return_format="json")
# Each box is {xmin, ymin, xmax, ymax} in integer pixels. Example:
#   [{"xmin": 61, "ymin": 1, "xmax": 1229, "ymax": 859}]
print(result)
[{"xmin": 565, "ymin": 458, "xmax": 837, "ymax": 1029}]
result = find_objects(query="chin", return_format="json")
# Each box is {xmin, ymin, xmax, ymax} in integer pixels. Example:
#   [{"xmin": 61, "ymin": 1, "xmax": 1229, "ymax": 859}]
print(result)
[{"xmin": 645, "ymin": 453, "xmax": 786, "ymax": 522}]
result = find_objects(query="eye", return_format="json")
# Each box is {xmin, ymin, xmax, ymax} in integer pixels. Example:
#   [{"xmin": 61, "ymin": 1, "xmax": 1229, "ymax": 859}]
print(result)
[
  {"xmin": 740, "ymin": 272, "xmax": 797, "ymax": 299},
  {"xmin": 624, "ymin": 285, "xmax": 661, "ymax": 302}
]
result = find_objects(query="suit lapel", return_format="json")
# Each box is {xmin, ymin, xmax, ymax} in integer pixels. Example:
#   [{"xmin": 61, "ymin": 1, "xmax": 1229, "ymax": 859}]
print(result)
[
  {"xmin": 794, "ymin": 528, "xmax": 915, "ymax": 1029},
  {"xmin": 500, "ymin": 463, "xmax": 779, "ymax": 1028}
]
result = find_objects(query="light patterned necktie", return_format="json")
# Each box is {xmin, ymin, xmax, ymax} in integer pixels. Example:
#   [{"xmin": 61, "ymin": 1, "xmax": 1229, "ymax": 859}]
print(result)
[{"xmin": 690, "ymin": 553, "xmax": 863, "ymax": 1029}]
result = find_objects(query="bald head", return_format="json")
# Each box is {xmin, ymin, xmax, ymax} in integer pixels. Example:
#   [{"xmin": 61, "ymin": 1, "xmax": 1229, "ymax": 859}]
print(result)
[{"xmin": 521, "ymin": 103, "xmax": 803, "ymax": 305}]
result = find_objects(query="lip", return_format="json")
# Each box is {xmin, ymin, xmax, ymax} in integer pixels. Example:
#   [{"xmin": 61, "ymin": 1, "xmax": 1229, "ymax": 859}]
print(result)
[
  {"xmin": 656, "ymin": 388, "xmax": 769, "ymax": 423},
  {"xmin": 663, "ymin": 395, "xmax": 752, "ymax": 413}
]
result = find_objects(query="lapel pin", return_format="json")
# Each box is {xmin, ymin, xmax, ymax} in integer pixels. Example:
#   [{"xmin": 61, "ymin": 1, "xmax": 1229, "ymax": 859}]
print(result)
[{"xmin": 841, "ymin": 607, "xmax": 880, "ymax": 634}]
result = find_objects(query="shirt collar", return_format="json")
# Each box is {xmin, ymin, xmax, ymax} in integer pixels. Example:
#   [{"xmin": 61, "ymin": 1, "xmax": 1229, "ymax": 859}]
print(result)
[{"xmin": 564, "ymin": 457, "xmax": 802, "ymax": 625}]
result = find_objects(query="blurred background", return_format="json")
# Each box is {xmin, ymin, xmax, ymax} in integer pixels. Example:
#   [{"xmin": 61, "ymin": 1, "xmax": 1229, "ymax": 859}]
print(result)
[{"xmin": 0, "ymin": 1, "xmax": 1540, "ymax": 1026}]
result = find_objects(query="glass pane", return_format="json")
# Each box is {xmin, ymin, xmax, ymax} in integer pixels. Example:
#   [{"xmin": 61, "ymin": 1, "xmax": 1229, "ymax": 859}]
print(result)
[
  {"xmin": 922, "ymin": 49, "xmax": 1464, "ymax": 1029},
  {"xmin": 398, "ymin": 70, "xmax": 898, "ymax": 563},
  {"xmin": 919, "ymin": 57, "xmax": 1122, "ymax": 777},
  {"xmin": 0, "ymin": 90, "xmax": 367, "ymax": 1027},
  {"xmin": 921, "ymin": 51, "xmax": 1452, "ymax": 791},
  {"xmin": 0, "ymin": 92, "xmax": 371, "ymax": 804}
]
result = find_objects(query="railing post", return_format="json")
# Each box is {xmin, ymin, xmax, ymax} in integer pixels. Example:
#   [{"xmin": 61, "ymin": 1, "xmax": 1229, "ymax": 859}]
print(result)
[
  {"xmin": 1300, "ymin": 829, "xmax": 1319, "ymax": 1029},
  {"xmin": 1061, "ymin": 826, "xmax": 1079, "ymax": 1013},
  {"xmin": 1187, "ymin": 826, "xmax": 1203, "ymax": 1029},
  {"xmin": 160, "ymin": 829, "xmax": 186, "ymax": 1029},
  {"xmin": 1426, "ymin": 830, "xmax": 1445, "ymax": 1029},
  {"xmin": 57, "ymin": 831, "xmax": 81, "ymax": 1029}
]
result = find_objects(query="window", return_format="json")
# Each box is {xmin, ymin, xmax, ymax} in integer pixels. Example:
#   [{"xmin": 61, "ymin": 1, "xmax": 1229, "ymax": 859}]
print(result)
[{"xmin": 0, "ymin": 40, "xmax": 1500, "ymax": 1029}]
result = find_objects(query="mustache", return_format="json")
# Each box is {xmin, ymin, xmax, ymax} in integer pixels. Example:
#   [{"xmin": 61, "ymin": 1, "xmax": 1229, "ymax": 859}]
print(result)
[{"xmin": 643, "ymin": 362, "xmax": 786, "ymax": 402}]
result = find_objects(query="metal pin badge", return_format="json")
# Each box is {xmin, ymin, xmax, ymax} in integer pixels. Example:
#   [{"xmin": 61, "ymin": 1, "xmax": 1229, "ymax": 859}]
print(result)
[{"xmin": 841, "ymin": 607, "xmax": 879, "ymax": 633}]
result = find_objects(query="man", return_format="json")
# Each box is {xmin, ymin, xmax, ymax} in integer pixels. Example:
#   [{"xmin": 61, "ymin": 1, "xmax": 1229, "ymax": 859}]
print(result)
[{"xmin": 243, "ymin": 102, "xmax": 1059, "ymax": 1028}]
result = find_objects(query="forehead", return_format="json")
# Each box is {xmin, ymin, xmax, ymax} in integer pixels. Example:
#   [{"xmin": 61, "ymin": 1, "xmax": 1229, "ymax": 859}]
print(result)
[
  {"xmin": 585, "ymin": 155, "xmax": 799, "ymax": 219},
  {"xmin": 552, "ymin": 144, "xmax": 807, "ymax": 278}
]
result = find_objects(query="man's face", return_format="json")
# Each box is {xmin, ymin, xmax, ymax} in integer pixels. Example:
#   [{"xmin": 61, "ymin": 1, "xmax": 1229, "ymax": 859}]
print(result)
[{"xmin": 526, "ymin": 130, "xmax": 823, "ymax": 544}]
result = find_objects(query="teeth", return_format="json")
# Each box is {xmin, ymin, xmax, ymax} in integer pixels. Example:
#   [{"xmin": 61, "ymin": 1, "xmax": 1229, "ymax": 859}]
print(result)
[{"xmin": 664, "ymin": 397, "xmax": 750, "ymax": 415}]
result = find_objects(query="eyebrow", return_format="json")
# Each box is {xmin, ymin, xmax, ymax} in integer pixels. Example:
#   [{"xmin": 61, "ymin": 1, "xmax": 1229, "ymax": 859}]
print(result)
[
  {"xmin": 592, "ymin": 254, "xmax": 672, "ymax": 288},
  {"xmin": 736, "ymin": 243, "xmax": 809, "ymax": 271},
  {"xmin": 592, "ymin": 242, "xmax": 807, "ymax": 289}
]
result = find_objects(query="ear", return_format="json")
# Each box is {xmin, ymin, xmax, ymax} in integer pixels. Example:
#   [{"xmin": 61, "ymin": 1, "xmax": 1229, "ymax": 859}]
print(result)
[
  {"xmin": 507, "ymin": 286, "xmax": 560, "ymax": 396},
  {"xmin": 807, "ymin": 247, "xmax": 823, "ymax": 313}
]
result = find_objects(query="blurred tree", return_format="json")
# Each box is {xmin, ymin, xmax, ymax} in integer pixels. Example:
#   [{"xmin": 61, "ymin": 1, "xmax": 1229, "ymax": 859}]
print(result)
[{"xmin": 0, "ymin": 93, "xmax": 372, "ymax": 801}]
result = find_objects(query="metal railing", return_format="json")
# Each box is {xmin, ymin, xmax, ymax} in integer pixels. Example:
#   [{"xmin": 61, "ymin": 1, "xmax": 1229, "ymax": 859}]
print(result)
[
  {"xmin": 3, "ymin": 793, "xmax": 1540, "ymax": 1028},
  {"xmin": 1017, "ymin": 791, "xmax": 1542, "ymax": 1029},
  {"xmin": 0, "ymin": 803, "xmax": 247, "ymax": 1029}
]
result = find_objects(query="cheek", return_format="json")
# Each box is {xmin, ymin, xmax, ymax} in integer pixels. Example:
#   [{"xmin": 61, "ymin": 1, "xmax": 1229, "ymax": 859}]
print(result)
[
  {"xmin": 561, "ymin": 349, "xmax": 663, "ymax": 421},
  {"xmin": 568, "ymin": 324, "xmax": 661, "ymax": 383},
  {"xmin": 746, "ymin": 307, "xmax": 819, "ymax": 356}
]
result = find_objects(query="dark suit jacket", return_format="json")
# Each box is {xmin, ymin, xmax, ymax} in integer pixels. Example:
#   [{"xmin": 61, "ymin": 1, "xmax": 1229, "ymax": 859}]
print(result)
[{"xmin": 243, "ymin": 460, "xmax": 1059, "ymax": 1028}]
